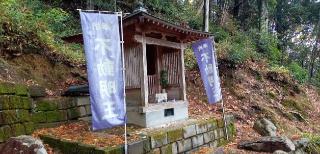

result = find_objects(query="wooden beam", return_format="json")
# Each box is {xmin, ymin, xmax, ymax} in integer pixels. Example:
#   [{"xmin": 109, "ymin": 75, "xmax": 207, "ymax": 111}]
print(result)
[
  {"xmin": 134, "ymin": 35, "xmax": 185, "ymax": 49},
  {"xmin": 141, "ymin": 34, "xmax": 149, "ymax": 107},
  {"xmin": 179, "ymin": 44, "xmax": 187, "ymax": 101}
]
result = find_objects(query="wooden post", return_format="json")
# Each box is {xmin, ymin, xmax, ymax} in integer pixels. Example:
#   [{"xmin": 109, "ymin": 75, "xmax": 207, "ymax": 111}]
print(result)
[
  {"xmin": 156, "ymin": 46, "xmax": 161, "ymax": 92},
  {"xmin": 179, "ymin": 44, "xmax": 187, "ymax": 101},
  {"xmin": 141, "ymin": 33, "xmax": 149, "ymax": 107}
]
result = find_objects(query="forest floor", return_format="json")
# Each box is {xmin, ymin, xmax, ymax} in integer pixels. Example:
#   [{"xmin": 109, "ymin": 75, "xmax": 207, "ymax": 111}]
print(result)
[{"xmin": 187, "ymin": 60, "xmax": 320, "ymax": 153}]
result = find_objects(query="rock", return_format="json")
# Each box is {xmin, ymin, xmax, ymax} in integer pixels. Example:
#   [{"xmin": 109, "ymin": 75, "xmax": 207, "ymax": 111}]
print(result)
[
  {"xmin": 238, "ymin": 136, "xmax": 296, "ymax": 153},
  {"xmin": 0, "ymin": 135, "xmax": 47, "ymax": 154},
  {"xmin": 253, "ymin": 118, "xmax": 277, "ymax": 136},
  {"xmin": 293, "ymin": 138, "xmax": 309, "ymax": 149},
  {"xmin": 273, "ymin": 150, "xmax": 288, "ymax": 154},
  {"xmin": 291, "ymin": 148, "xmax": 307, "ymax": 154},
  {"xmin": 28, "ymin": 85, "xmax": 46, "ymax": 97}
]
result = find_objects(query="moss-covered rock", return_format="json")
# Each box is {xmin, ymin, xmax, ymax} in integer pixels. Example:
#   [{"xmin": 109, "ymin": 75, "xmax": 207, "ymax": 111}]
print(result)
[
  {"xmin": 35, "ymin": 99, "xmax": 58, "ymax": 111},
  {"xmin": 207, "ymin": 119, "xmax": 217, "ymax": 131},
  {"xmin": 160, "ymin": 144, "xmax": 173, "ymax": 154},
  {"xmin": 0, "ymin": 95, "xmax": 11, "ymax": 110},
  {"xmin": 40, "ymin": 135, "xmax": 61, "ymax": 148},
  {"xmin": 14, "ymin": 84, "xmax": 29, "ymax": 96},
  {"xmin": 67, "ymin": 107, "xmax": 80, "ymax": 119},
  {"xmin": 216, "ymin": 119, "xmax": 225, "ymax": 128},
  {"xmin": 11, "ymin": 123, "xmax": 26, "ymax": 136},
  {"xmin": 196, "ymin": 122, "xmax": 208, "ymax": 134},
  {"xmin": 0, "ymin": 82, "xmax": 15, "ymax": 95},
  {"xmin": 31, "ymin": 112, "xmax": 46, "ymax": 123},
  {"xmin": 46, "ymin": 111, "xmax": 62, "ymax": 122},
  {"xmin": 59, "ymin": 110, "xmax": 68, "ymax": 121},
  {"xmin": 167, "ymin": 129, "xmax": 183, "ymax": 143},
  {"xmin": 23, "ymin": 122, "xmax": 35, "ymax": 134},
  {"xmin": 0, "ymin": 125, "xmax": 11, "ymax": 142},
  {"xmin": 60, "ymin": 139, "xmax": 79, "ymax": 154},
  {"xmin": 28, "ymin": 85, "xmax": 46, "ymax": 97},
  {"xmin": 218, "ymin": 138, "xmax": 228, "ymax": 147},
  {"xmin": 10, "ymin": 96, "xmax": 24, "ymax": 109},
  {"xmin": 21, "ymin": 97, "xmax": 32, "ymax": 110},
  {"xmin": 75, "ymin": 143, "xmax": 95, "ymax": 153},
  {"xmin": 17, "ymin": 110, "xmax": 31, "ymax": 122},
  {"xmin": 103, "ymin": 145, "xmax": 124, "ymax": 154},
  {"xmin": 2, "ymin": 110, "xmax": 19, "ymax": 124},
  {"xmin": 150, "ymin": 131, "xmax": 167, "ymax": 148}
]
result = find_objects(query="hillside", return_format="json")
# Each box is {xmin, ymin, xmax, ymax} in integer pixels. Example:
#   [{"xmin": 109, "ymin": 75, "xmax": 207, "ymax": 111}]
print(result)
[
  {"xmin": 186, "ymin": 59, "xmax": 320, "ymax": 153},
  {"xmin": 0, "ymin": 53, "xmax": 87, "ymax": 95}
]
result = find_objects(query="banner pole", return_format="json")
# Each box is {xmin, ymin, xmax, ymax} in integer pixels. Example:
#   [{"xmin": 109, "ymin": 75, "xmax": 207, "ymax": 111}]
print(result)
[
  {"xmin": 119, "ymin": 12, "xmax": 128, "ymax": 154},
  {"xmin": 221, "ymin": 100, "xmax": 229, "ymax": 140},
  {"xmin": 210, "ymin": 37, "xmax": 229, "ymax": 141}
]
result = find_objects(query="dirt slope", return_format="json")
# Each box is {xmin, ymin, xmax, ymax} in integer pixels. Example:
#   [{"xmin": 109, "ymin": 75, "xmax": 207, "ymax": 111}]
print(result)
[
  {"xmin": 186, "ymin": 59, "xmax": 320, "ymax": 153},
  {"xmin": 0, "ymin": 53, "xmax": 87, "ymax": 95}
]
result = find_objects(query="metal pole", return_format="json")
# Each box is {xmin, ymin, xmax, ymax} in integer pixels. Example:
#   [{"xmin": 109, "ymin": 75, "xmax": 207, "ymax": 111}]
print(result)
[
  {"xmin": 221, "ymin": 100, "xmax": 229, "ymax": 140},
  {"xmin": 119, "ymin": 12, "xmax": 128, "ymax": 154},
  {"xmin": 211, "ymin": 37, "xmax": 229, "ymax": 141}
]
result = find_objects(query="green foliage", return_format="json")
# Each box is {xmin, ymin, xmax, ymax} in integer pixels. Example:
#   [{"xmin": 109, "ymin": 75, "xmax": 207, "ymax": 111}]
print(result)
[
  {"xmin": 217, "ymin": 32, "xmax": 257, "ymax": 65},
  {"xmin": 210, "ymin": 25, "xmax": 230, "ymax": 43},
  {"xmin": 303, "ymin": 133, "xmax": 320, "ymax": 153},
  {"xmin": 311, "ymin": 71, "xmax": 320, "ymax": 87},
  {"xmin": 0, "ymin": 0, "xmax": 84, "ymax": 63},
  {"xmin": 269, "ymin": 65, "xmax": 291, "ymax": 78},
  {"xmin": 249, "ymin": 29, "xmax": 281, "ymax": 64},
  {"xmin": 288, "ymin": 62, "xmax": 309, "ymax": 83},
  {"xmin": 184, "ymin": 48, "xmax": 197, "ymax": 70},
  {"xmin": 145, "ymin": 0, "xmax": 201, "ymax": 30},
  {"xmin": 160, "ymin": 70, "xmax": 169, "ymax": 89}
]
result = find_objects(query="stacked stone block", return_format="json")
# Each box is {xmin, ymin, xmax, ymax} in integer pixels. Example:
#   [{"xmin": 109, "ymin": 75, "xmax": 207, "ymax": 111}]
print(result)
[
  {"xmin": 0, "ymin": 82, "xmax": 92, "ymax": 143},
  {"xmin": 39, "ymin": 116, "xmax": 236, "ymax": 154},
  {"xmin": 0, "ymin": 82, "xmax": 34, "ymax": 143},
  {"xmin": 147, "ymin": 117, "xmax": 236, "ymax": 154}
]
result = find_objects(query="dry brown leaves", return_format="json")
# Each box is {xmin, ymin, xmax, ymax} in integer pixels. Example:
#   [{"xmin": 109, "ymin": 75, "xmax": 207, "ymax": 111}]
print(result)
[{"xmin": 33, "ymin": 121, "xmax": 141, "ymax": 148}]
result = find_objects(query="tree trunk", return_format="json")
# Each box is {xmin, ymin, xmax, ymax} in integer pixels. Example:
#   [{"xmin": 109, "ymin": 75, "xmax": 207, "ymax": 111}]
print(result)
[
  {"xmin": 86, "ymin": 0, "xmax": 94, "ymax": 10},
  {"xmin": 203, "ymin": 0, "xmax": 209, "ymax": 32},
  {"xmin": 258, "ymin": 0, "xmax": 268, "ymax": 33},
  {"xmin": 210, "ymin": 0, "xmax": 218, "ymax": 22},
  {"xmin": 309, "ymin": 12, "xmax": 320, "ymax": 79}
]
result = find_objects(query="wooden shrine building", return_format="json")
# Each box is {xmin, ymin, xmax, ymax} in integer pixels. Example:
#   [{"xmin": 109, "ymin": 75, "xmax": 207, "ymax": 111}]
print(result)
[{"xmin": 63, "ymin": 11, "xmax": 211, "ymax": 127}]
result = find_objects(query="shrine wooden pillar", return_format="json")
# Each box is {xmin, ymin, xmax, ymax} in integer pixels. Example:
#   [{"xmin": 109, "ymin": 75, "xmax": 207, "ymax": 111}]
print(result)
[{"xmin": 141, "ymin": 33, "xmax": 149, "ymax": 107}]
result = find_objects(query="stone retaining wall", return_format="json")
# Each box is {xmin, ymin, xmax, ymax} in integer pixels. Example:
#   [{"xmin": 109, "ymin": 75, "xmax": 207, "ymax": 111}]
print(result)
[
  {"xmin": 0, "ymin": 82, "xmax": 91, "ymax": 143},
  {"xmin": 145, "ymin": 116, "xmax": 236, "ymax": 154},
  {"xmin": 40, "ymin": 116, "xmax": 236, "ymax": 154}
]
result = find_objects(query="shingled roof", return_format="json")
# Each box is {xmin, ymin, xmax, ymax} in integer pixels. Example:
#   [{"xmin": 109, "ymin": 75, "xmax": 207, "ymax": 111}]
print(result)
[{"xmin": 62, "ymin": 11, "xmax": 211, "ymax": 44}]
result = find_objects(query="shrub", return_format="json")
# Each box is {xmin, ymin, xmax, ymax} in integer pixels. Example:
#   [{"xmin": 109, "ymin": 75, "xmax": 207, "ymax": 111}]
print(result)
[
  {"xmin": 216, "ymin": 32, "xmax": 257, "ymax": 65},
  {"xmin": 0, "ymin": 0, "xmax": 84, "ymax": 63},
  {"xmin": 184, "ymin": 48, "xmax": 198, "ymax": 70},
  {"xmin": 210, "ymin": 25, "xmax": 230, "ymax": 43},
  {"xmin": 288, "ymin": 62, "xmax": 308, "ymax": 83},
  {"xmin": 249, "ymin": 29, "xmax": 281, "ymax": 64},
  {"xmin": 303, "ymin": 133, "xmax": 320, "ymax": 153}
]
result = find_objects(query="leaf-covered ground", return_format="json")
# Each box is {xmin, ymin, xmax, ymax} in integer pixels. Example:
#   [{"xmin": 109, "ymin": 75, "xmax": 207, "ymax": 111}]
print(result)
[{"xmin": 187, "ymin": 60, "xmax": 320, "ymax": 153}]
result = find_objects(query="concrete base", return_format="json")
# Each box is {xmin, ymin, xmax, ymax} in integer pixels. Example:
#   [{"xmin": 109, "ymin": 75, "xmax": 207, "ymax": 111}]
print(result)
[{"xmin": 127, "ymin": 100, "xmax": 189, "ymax": 128}]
